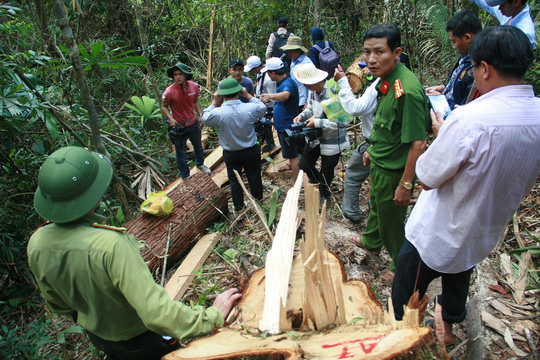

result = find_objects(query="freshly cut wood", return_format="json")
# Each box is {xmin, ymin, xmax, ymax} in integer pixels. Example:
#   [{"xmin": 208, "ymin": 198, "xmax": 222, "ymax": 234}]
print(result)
[
  {"xmin": 126, "ymin": 173, "xmax": 227, "ymax": 272},
  {"xmin": 163, "ymin": 176, "xmax": 444, "ymax": 360},
  {"xmin": 300, "ymin": 180, "xmax": 346, "ymax": 330},
  {"xmin": 265, "ymin": 152, "xmax": 292, "ymax": 179},
  {"xmin": 259, "ymin": 171, "xmax": 304, "ymax": 334},
  {"xmin": 164, "ymin": 233, "xmax": 219, "ymax": 301}
]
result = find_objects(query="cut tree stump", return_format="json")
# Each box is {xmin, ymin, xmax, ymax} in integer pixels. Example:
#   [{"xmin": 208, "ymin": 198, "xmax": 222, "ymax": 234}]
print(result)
[
  {"xmin": 164, "ymin": 179, "xmax": 447, "ymax": 360},
  {"xmin": 126, "ymin": 173, "xmax": 227, "ymax": 273}
]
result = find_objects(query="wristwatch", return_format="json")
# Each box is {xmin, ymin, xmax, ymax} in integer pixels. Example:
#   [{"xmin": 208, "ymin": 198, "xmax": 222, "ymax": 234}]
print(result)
[{"xmin": 399, "ymin": 179, "xmax": 413, "ymax": 190}]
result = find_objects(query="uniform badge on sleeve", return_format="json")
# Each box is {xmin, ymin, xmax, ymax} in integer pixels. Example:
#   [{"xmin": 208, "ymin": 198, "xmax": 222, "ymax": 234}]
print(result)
[
  {"xmin": 380, "ymin": 80, "xmax": 390, "ymax": 95},
  {"xmin": 394, "ymin": 79, "xmax": 404, "ymax": 99}
]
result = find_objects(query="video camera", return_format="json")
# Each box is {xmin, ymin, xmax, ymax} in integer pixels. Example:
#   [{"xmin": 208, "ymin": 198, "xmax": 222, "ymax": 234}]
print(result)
[
  {"xmin": 284, "ymin": 122, "xmax": 322, "ymax": 146},
  {"xmin": 168, "ymin": 123, "xmax": 186, "ymax": 141}
]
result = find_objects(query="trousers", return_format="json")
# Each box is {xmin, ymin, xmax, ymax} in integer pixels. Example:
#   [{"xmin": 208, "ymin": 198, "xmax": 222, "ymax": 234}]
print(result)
[
  {"xmin": 342, "ymin": 142, "xmax": 371, "ymax": 222},
  {"xmin": 391, "ymin": 240, "xmax": 473, "ymax": 324},
  {"xmin": 223, "ymin": 144, "xmax": 263, "ymax": 211},
  {"xmin": 298, "ymin": 144, "xmax": 340, "ymax": 197},
  {"xmin": 171, "ymin": 122, "xmax": 205, "ymax": 179},
  {"xmin": 86, "ymin": 330, "xmax": 180, "ymax": 360}
]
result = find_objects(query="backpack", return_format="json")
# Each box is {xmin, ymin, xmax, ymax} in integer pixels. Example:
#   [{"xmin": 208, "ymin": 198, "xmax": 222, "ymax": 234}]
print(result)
[
  {"xmin": 271, "ymin": 31, "xmax": 290, "ymax": 58},
  {"xmin": 313, "ymin": 41, "xmax": 339, "ymax": 76}
]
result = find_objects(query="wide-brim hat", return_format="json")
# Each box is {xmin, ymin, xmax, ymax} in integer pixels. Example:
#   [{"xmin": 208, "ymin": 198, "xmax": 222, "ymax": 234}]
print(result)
[
  {"xmin": 280, "ymin": 36, "xmax": 309, "ymax": 53},
  {"xmin": 34, "ymin": 147, "xmax": 113, "ymax": 224},
  {"xmin": 485, "ymin": 0, "xmax": 506, "ymax": 5},
  {"xmin": 293, "ymin": 63, "xmax": 328, "ymax": 85},
  {"xmin": 218, "ymin": 77, "xmax": 243, "ymax": 96},
  {"xmin": 167, "ymin": 62, "xmax": 193, "ymax": 80}
]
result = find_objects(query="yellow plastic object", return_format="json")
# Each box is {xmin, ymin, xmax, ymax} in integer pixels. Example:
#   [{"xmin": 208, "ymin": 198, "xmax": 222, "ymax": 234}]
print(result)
[
  {"xmin": 320, "ymin": 79, "xmax": 353, "ymax": 124},
  {"xmin": 140, "ymin": 191, "xmax": 174, "ymax": 218}
]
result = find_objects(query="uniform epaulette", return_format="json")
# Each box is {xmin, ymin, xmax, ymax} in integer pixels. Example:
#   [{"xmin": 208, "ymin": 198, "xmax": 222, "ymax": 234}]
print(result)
[
  {"xmin": 91, "ymin": 223, "xmax": 128, "ymax": 233},
  {"xmin": 394, "ymin": 79, "xmax": 404, "ymax": 99},
  {"xmin": 31, "ymin": 221, "xmax": 52, "ymax": 235}
]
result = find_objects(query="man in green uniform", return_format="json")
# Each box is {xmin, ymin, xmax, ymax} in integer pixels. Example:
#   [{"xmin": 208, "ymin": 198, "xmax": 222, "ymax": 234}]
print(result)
[
  {"xmin": 27, "ymin": 146, "xmax": 241, "ymax": 360},
  {"xmin": 353, "ymin": 24, "xmax": 428, "ymax": 278}
]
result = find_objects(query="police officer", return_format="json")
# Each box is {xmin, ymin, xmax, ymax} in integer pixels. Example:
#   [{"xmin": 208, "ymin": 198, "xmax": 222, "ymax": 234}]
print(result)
[
  {"xmin": 27, "ymin": 146, "xmax": 241, "ymax": 360},
  {"xmin": 351, "ymin": 25, "xmax": 428, "ymax": 280}
]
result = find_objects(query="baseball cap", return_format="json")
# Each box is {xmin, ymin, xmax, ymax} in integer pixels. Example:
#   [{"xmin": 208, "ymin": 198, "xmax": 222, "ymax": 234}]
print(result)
[
  {"xmin": 244, "ymin": 56, "xmax": 262, "ymax": 72},
  {"xmin": 229, "ymin": 58, "xmax": 244, "ymax": 68},
  {"xmin": 485, "ymin": 0, "xmax": 507, "ymax": 5},
  {"xmin": 278, "ymin": 17, "xmax": 288, "ymax": 26},
  {"xmin": 265, "ymin": 57, "xmax": 285, "ymax": 71}
]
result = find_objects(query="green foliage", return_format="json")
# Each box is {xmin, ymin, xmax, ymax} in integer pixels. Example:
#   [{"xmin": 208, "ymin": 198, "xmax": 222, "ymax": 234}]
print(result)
[
  {"xmin": 258, "ymin": 188, "xmax": 282, "ymax": 228},
  {"xmin": 124, "ymin": 96, "xmax": 161, "ymax": 126},
  {"xmin": 57, "ymin": 42, "xmax": 148, "ymax": 72}
]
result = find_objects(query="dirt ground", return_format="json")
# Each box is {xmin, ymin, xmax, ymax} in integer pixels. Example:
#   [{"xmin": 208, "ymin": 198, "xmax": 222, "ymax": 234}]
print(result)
[{"xmin": 193, "ymin": 165, "xmax": 540, "ymax": 359}]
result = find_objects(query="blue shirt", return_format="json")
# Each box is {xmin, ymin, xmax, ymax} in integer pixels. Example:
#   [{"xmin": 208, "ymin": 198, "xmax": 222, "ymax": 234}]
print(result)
[
  {"xmin": 202, "ymin": 98, "xmax": 267, "ymax": 151},
  {"xmin": 218, "ymin": 76, "xmax": 255, "ymax": 103},
  {"xmin": 290, "ymin": 54, "xmax": 313, "ymax": 106},
  {"xmin": 444, "ymin": 56, "xmax": 474, "ymax": 109},
  {"xmin": 469, "ymin": 0, "xmax": 536, "ymax": 47},
  {"xmin": 273, "ymin": 76, "xmax": 299, "ymax": 132}
]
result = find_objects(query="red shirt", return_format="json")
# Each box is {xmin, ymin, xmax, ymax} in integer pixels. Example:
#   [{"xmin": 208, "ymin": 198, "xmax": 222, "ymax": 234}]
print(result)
[{"xmin": 162, "ymin": 81, "xmax": 199, "ymax": 126}]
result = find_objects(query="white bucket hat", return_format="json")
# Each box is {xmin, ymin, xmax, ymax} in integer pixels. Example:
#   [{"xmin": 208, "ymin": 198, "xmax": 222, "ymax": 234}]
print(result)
[
  {"xmin": 293, "ymin": 63, "xmax": 328, "ymax": 85},
  {"xmin": 244, "ymin": 55, "xmax": 262, "ymax": 72}
]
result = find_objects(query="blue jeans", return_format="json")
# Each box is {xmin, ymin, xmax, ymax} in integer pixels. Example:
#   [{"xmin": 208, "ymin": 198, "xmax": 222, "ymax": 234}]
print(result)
[
  {"xmin": 391, "ymin": 239, "xmax": 474, "ymax": 324},
  {"xmin": 171, "ymin": 122, "xmax": 204, "ymax": 179},
  {"xmin": 342, "ymin": 142, "xmax": 370, "ymax": 222}
]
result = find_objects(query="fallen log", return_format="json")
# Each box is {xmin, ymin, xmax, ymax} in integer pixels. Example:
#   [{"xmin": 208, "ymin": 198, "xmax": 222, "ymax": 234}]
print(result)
[{"xmin": 125, "ymin": 172, "xmax": 228, "ymax": 273}]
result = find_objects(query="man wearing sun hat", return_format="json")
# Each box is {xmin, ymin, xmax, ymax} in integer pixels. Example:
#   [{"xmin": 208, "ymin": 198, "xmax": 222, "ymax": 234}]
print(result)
[
  {"xmin": 203, "ymin": 78, "xmax": 267, "ymax": 212},
  {"xmin": 162, "ymin": 62, "xmax": 211, "ymax": 179},
  {"xmin": 292, "ymin": 63, "xmax": 350, "ymax": 206},
  {"xmin": 245, "ymin": 55, "xmax": 277, "ymax": 152},
  {"xmin": 280, "ymin": 35, "xmax": 313, "ymax": 113},
  {"xmin": 469, "ymin": 0, "xmax": 535, "ymax": 47},
  {"xmin": 27, "ymin": 146, "xmax": 242, "ymax": 360}
]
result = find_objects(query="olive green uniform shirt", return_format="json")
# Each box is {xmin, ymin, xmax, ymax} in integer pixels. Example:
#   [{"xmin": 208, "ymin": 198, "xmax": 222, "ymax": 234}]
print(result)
[
  {"xmin": 367, "ymin": 63, "xmax": 428, "ymax": 169},
  {"xmin": 27, "ymin": 215, "xmax": 223, "ymax": 342}
]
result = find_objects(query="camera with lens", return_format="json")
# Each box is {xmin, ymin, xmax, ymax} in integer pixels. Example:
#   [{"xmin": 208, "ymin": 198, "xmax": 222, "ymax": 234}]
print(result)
[
  {"xmin": 168, "ymin": 123, "xmax": 186, "ymax": 141},
  {"xmin": 255, "ymin": 111, "xmax": 274, "ymax": 139},
  {"xmin": 284, "ymin": 122, "xmax": 322, "ymax": 146}
]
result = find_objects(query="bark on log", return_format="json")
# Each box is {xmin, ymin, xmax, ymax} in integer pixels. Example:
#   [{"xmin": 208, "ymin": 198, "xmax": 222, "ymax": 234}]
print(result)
[{"xmin": 125, "ymin": 173, "xmax": 228, "ymax": 273}]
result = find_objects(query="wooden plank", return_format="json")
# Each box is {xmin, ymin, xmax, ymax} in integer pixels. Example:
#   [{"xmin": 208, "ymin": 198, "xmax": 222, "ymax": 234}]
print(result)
[
  {"xmin": 164, "ymin": 233, "xmax": 219, "ymax": 301},
  {"xmin": 265, "ymin": 152, "xmax": 292, "ymax": 179}
]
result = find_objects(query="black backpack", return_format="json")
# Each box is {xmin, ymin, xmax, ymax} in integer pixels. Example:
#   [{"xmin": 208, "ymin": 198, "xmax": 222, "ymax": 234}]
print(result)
[{"xmin": 271, "ymin": 31, "xmax": 290, "ymax": 58}]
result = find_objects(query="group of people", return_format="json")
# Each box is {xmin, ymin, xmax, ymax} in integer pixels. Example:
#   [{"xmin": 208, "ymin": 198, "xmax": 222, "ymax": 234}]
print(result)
[{"xmin": 27, "ymin": 1, "xmax": 539, "ymax": 359}]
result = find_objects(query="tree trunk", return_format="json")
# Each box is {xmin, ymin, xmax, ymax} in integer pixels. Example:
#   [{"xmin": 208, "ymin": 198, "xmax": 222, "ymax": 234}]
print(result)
[
  {"xmin": 125, "ymin": 173, "xmax": 228, "ymax": 273},
  {"xmin": 129, "ymin": 0, "xmax": 162, "ymax": 101},
  {"xmin": 52, "ymin": 0, "xmax": 130, "ymax": 219}
]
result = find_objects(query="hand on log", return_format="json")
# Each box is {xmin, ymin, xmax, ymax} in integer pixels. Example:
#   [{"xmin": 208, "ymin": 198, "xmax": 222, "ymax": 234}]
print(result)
[{"xmin": 213, "ymin": 288, "xmax": 242, "ymax": 318}]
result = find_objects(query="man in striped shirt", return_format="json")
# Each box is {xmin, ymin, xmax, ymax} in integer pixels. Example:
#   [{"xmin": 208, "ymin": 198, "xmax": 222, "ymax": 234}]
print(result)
[{"xmin": 391, "ymin": 26, "xmax": 540, "ymax": 346}]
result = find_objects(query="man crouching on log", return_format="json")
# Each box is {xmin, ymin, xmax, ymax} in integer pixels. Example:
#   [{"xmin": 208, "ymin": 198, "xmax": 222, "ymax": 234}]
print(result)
[
  {"xmin": 27, "ymin": 146, "xmax": 241, "ymax": 360},
  {"xmin": 391, "ymin": 26, "xmax": 540, "ymax": 346}
]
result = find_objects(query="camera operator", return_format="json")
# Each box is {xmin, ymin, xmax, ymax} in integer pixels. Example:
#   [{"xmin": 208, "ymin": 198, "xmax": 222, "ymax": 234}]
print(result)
[
  {"xmin": 292, "ymin": 63, "xmax": 350, "ymax": 206},
  {"xmin": 244, "ymin": 55, "xmax": 276, "ymax": 152}
]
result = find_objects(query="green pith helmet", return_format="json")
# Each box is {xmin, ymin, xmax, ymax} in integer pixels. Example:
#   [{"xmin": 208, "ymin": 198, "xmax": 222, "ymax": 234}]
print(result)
[
  {"xmin": 34, "ymin": 147, "xmax": 113, "ymax": 224},
  {"xmin": 218, "ymin": 78, "xmax": 243, "ymax": 96},
  {"xmin": 166, "ymin": 62, "xmax": 193, "ymax": 80}
]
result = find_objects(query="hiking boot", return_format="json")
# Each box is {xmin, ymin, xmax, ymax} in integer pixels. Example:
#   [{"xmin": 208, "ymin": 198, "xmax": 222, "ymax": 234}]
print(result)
[{"xmin": 198, "ymin": 164, "xmax": 211, "ymax": 174}]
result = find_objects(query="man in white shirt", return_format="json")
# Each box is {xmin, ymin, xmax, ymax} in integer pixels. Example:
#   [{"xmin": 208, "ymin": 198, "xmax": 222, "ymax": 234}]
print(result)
[
  {"xmin": 469, "ymin": 0, "xmax": 536, "ymax": 47},
  {"xmin": 391, "ymin": 26, "xmax": 540, "ymax": 346},
  {"xmin": 245, "ymin": 55, "xmax": 277, "ymax": 152},
  {"xmin": 333, "ymin": 65, "xmax": 379, "ymax": 224}
]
